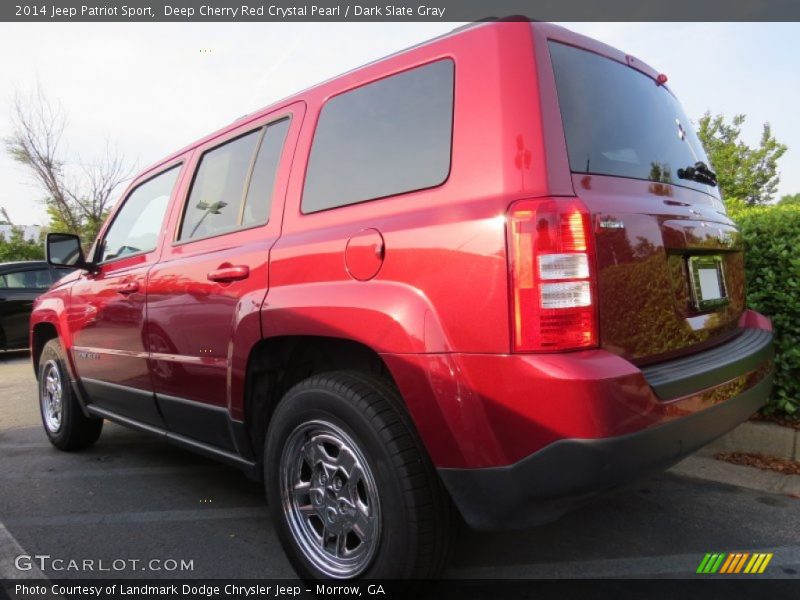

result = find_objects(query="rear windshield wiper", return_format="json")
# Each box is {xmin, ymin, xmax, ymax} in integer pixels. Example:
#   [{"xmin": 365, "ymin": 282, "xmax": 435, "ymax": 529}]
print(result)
[{"xmin": 677, "ymin": 161, "xmax": 718, "ymax": 187}]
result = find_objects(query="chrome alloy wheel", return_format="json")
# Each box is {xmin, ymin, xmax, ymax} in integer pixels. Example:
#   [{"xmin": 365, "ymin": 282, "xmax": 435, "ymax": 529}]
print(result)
[
  {"xmin": 281, "ymin": 420, "xmax": 381, "ymax": 578},
  {"xmin": 41, "ymin": 360, "xmax": 64, "ymax": 433}
]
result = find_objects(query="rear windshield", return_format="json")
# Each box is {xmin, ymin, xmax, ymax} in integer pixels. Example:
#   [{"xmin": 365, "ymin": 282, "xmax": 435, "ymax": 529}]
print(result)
[{"xmin": 549, "ymin": 41, "xmax": 718, "ymax": 197}]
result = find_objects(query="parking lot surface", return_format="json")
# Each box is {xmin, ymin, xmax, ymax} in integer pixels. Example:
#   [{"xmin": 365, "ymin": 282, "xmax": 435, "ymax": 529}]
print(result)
[{"xmin": 1, "ymin": 351, "xmax": 799, "ymax": 580}]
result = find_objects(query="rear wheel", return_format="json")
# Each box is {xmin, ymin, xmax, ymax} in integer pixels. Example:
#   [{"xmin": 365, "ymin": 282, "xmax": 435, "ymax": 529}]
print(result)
[
  {"xmin": 265, "ymin": 371, "xmax": 453, "ymax": 580},
  {"xmin": 38, "ymin": 339, "xmax": 103, "ymax": 450}
]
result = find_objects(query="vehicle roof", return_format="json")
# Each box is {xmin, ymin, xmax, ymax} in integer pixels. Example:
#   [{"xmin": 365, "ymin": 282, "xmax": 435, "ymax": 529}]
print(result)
[
  {"xmin": 135, "ymin": 19, "xmax": 661, "ymax": 180},
  {"xmin": 0, "ymin": 260, "xmax": 50, "ymax": 270},
  {"xmin": 134, "ymin": 20, "xmax": 501, "ymax": 179}
]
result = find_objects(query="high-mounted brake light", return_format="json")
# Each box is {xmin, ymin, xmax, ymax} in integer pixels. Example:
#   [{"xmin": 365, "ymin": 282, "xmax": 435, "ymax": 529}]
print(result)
[{"xmin": 507, "ymin": 198, "xmax": 598, "ymax": 352}]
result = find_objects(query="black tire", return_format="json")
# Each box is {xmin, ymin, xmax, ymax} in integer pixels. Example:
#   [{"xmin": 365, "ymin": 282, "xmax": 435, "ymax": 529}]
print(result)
[
  {"xmin": 38, "ymin": 339, "xmax": 103, "ymax": 450},
  {"xmin": 265, "ymin": 371, "xmax": 453, "ymax": 580}
]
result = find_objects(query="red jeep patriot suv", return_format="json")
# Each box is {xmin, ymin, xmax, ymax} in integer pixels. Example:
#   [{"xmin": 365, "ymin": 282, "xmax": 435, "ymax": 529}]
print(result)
[{"xmin": 31, "ymin": 21, "xmax": 774, "ymax": 580}]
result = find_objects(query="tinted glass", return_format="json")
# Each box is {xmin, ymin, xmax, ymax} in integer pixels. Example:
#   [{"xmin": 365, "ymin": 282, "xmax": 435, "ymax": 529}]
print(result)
[
  {"xmin": 47, "ymin": 233, "xmax": 83, "ymax": 266},
  {"xmin": 549, "ymin": 42, "xmax": 717, "ymax": 195},
  {"xmin": 1, "ymin": 268, "xmax": 52, "ymax": 289},
  {"xmin": 179, "ymin": 131, "xmax": 260, "ymax": 240},
  {"xmin": 303, "ymin": 59, "xmax": 454, "ymax": 213},
  {"xmin": 100, "ymin": 167, "xmax": 180, "ymax": 262},
  {"xmin": 242, "ymin": 118, "xmax": 290, "ymax": 226}
]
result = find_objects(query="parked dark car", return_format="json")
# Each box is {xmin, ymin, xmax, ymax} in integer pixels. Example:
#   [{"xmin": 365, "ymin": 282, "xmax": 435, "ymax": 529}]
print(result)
[{"xmin": 0, "ymin": 261, "xmax": 74, "ymax": 351}]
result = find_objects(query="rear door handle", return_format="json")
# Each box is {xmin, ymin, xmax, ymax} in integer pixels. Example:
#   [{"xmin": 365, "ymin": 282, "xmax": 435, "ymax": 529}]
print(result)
[
  {"xmin": 207, "ymin": 265, "xmax": 250, "ymax": 283},
  {"xmin": 114, "ymin": 281, "xmax": 140, "ymax": 295}
]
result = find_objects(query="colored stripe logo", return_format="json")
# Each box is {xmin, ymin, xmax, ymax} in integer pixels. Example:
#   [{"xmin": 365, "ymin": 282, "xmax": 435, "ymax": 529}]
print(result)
[{"xmin": 696, "ymin": 552, "xmax": 773, "ymax": 574}]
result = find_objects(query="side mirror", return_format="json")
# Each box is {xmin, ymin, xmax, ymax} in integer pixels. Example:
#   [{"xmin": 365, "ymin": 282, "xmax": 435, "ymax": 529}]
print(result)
[{"xmin": 46, "ymin": 233, "xmax": 93, "ymax": 271}]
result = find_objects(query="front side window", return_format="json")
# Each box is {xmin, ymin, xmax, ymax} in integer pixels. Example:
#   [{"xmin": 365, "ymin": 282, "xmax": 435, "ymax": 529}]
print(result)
[
  {"xmin": 53, "ymin": 267, "xmax": 75, "ymax": 283},
  {"xmin": 302, "ymin": 59, "xmax": 455, "ymax": 213},
  {"xmin": 99, "ymin": 166, "xmax": 180, "ymax": 263},
  {"xmin": 178, "ymin": 118, "xmax": 289, "ymax": 242},
  {"xmin": 0, "ymin": 268, "xmax": 52, "ymax": 289}
]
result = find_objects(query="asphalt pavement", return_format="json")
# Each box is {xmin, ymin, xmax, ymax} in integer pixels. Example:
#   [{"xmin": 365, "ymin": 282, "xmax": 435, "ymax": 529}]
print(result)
[{"xmin": 1, "ymin": 350, "xmax": 799, "ymax": 581}]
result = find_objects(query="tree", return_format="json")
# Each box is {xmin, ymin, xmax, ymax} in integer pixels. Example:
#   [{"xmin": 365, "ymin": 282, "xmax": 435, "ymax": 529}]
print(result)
[
  {"xmin": 778, "ymin": 193, "xmax": 800, "ymax": 206},
  {"xmin": 697, "ymin": 113, "xmax": 787, "ymax": 206},
  {"xmin": 0, "ymin": 207, "xmax": 13, "ymax": 226},
  {"xmin": 4, "ymin": 86, "xmax": 133, "ymax": 244}
]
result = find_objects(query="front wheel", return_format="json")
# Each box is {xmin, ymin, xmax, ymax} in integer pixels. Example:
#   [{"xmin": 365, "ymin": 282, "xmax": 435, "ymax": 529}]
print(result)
[
  {"xmin": 38, "ymin": 339, "xmax": 103, "ymax": 450},
  {"xmin": 265, "ymin": 371, "xmax": 453, "ymax": 580}
]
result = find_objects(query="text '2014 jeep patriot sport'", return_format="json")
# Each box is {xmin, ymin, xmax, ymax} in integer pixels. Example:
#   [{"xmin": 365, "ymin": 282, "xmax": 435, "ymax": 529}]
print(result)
[{"xmin": 31, "ymin": 21, "xmax": 774, "ymax": 580}]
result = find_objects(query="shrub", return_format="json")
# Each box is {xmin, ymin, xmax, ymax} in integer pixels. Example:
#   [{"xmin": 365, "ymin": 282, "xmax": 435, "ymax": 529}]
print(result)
[{"xmin": 728, "ymin": 201, "xmax": 800, "ymax": 415}]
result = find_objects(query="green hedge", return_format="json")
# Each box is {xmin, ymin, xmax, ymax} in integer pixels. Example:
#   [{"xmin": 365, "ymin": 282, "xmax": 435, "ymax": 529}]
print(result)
[{"xmin": 728, "ymin": 200, "xmax": 800, "ymax": 415}]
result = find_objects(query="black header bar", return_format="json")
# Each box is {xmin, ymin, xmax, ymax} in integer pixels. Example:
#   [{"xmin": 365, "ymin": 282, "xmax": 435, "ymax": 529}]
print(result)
[{"xmin": 3, "ymin": 0, "xmax": 800, "ymax": 22}]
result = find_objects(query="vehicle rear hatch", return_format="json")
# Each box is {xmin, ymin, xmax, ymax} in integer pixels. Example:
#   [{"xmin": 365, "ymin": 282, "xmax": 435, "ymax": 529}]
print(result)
[{"xmin": 547, "ymin": 37, "xmax": 744, "ymax": 364}]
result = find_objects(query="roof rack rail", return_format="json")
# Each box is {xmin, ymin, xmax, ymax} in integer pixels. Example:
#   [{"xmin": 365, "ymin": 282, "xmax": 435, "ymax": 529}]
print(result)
[{"xmin": 450, "ymin": 15, "xmax": 536, "ymax": 34}]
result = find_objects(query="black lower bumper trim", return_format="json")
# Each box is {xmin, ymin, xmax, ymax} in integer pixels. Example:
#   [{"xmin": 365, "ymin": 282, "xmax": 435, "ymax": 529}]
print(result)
[
  {"xmin": 642, "ymin": 328, "xmax": 773, "ymax": 400},
  {"xmin": 438, "ymin": 373, "xmax": 772, "ymax": 532}
]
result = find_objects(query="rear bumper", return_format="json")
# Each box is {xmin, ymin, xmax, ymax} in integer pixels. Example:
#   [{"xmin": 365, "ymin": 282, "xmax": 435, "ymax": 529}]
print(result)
[
  {"xmin": 438, "ymin": 372, "xmax": 772, "ymax": 531},
  {"xmin": 424, "ymin": 319, "xmax": 775, "ymax": 531},
  {"xmin": 384, "ymin": 316, "xmax": 775, "ymax": 471}
]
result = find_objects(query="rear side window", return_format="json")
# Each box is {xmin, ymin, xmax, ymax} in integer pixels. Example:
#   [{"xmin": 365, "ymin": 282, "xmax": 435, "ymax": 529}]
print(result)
[
  {"xmin": 549, "ymin": 42, "xmax": 715, "ymax": 195},
  {"xmin": 99, "ymin": 166, "xmax": 180, "ymax": 263},
  {"xmin": 179, "ymin": 118, "xmax": 290, "ymax": 242},
  {"xmin": 179, "ymin": 131, "xmax": 261, "ymax": 241},
  {"xmin": 302, "ymin": 59, "xmax": 454, "ymax": 214},
  {"xmin": 0, "ymin": 268, "xmax": 52, "ymax": 289}
]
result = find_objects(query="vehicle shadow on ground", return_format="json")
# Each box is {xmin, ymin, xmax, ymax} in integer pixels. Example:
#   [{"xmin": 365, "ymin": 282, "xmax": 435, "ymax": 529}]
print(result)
[{"xmin": 452, "ymin": 475, "xmax": 800, "ymax": 576}]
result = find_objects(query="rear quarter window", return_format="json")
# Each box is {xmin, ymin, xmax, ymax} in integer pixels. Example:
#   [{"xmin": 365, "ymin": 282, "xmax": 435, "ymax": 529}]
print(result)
[
  {"xmin": 302, "ymin": 59, "xmax": 454, "ymax": 214},
  {"xmin": 0, "ymin": 268, "xmax": 52, "ymax": 289}
]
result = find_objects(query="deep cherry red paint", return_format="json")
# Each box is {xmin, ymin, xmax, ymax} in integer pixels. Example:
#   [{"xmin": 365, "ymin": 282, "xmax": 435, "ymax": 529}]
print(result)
[{"xmin": 31, "ymin": 22, "xmax": 772, "ymax": 470}]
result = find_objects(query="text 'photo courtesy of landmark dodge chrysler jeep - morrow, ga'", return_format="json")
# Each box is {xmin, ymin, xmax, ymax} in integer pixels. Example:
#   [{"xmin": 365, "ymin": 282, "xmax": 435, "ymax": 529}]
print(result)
[{"xmin": 31, "ymin": 21, "xmax": 774, "ymax": 580}]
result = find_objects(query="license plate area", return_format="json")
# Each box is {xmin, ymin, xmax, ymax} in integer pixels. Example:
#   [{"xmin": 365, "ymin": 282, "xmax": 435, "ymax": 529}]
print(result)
[{"xmin": 688, "ymin": 255, "xmax": 728, "ymax": 311}]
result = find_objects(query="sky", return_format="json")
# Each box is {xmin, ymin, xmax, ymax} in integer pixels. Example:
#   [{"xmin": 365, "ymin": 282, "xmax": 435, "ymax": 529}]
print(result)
[{"xmin": 0, "ymin": 21, "xmax": 798, "ymax": 226}]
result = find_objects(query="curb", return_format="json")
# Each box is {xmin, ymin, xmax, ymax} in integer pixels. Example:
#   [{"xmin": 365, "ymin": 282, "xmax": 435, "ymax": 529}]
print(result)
[
  {"xmin": 671, "ymin": 455, "xmax": 800, "ymax": 498},
  {"xmin": 675, "ymin": 420, "xmax": 800, "ymax": 498},
  {"xmin": 698, "ymin": 420, "xmax": 800, "ymax": 461}
]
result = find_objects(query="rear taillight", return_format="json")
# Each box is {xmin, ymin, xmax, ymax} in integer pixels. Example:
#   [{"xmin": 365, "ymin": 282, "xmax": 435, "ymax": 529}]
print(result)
[{"xmin": 507, "ymin": 198, "xmax": 598, "ymax": 352}]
